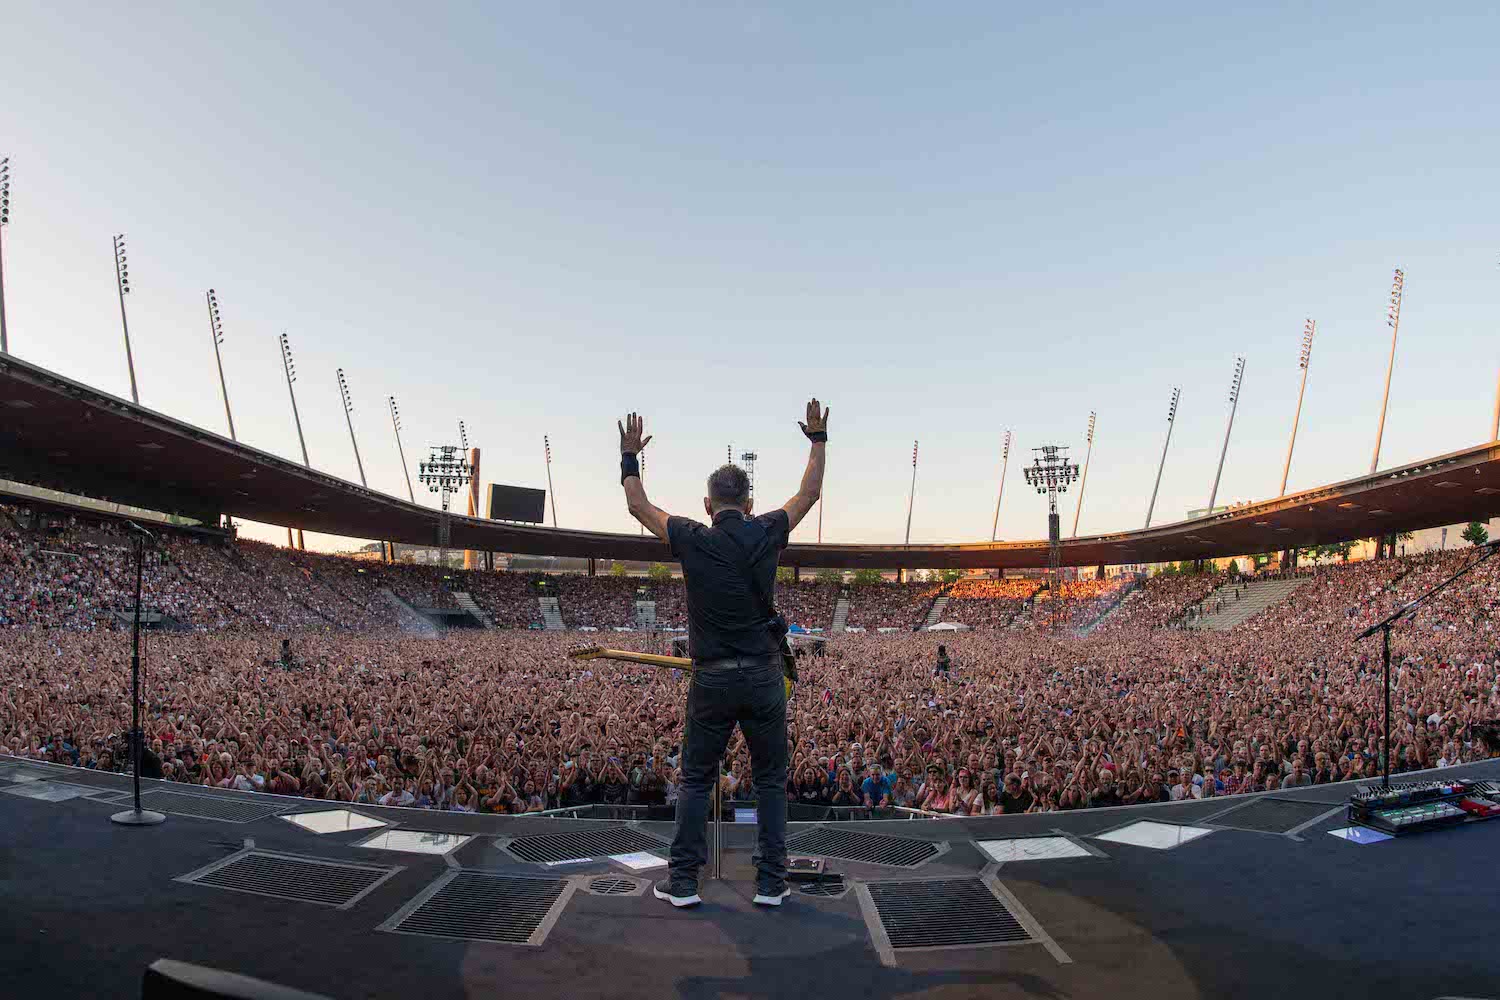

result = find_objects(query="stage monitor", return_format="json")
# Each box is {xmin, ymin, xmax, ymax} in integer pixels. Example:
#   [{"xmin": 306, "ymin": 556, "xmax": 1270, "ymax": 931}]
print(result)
[{"xmin": 487, "ymin": 484, "xmax": 547, "ymax": 524}]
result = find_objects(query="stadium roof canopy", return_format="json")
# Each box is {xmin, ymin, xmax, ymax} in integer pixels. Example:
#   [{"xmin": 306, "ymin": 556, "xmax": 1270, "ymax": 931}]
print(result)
[{"xmin": 3, "ymin": 354, "xmax": 1498, "ymax": 569}]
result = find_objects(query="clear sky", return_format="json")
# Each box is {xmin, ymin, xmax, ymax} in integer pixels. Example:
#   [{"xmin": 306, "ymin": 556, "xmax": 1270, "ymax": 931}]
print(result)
[{"xmin": 3, "ymin": 4, "xmax": 1497, "ymax": 551}]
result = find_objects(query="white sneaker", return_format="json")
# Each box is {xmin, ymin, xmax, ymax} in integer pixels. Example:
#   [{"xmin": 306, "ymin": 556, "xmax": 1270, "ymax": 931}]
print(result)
[
  {"xmin": 653, "ymin": 879, "xmax": 702, "ymax": 908},
  {"xmin": 753, "ymin": 884, "xmax": 792, "ymax": 906}
]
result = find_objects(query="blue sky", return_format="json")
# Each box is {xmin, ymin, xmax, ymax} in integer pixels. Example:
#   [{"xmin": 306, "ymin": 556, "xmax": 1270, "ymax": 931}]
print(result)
[{"xmin": 3, "ymin": 4, "xmax": 1497, "ymax": 550}]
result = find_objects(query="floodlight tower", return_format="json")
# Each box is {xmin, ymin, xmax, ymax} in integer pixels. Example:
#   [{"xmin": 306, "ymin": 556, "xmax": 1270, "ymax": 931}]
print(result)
[
  {"xmin": 388, "ymin": 396, "xmax": 416, "ymax": 502},
  {"xmin": 336, "ymin": 368, "xmax": 367, "ymax": 487},
  {"xmin": 544, "ymin": 435, "xmax": 558, "ymax": 528},
  {"xmin": 419, "ymin": 444, "xmax": 471, "ymax": 573},
  {"xmin": 113, "ymin": 234, "xmax": 139, "ymax": 404},
  {"xmin": 0, "ymin": 156, "xmax": 11, "ymax": 353},
  {"xmin": 1279, "ymin": 319, "xmax": 1316, "ymax": 496},
  {"xmin": 1024, "ymin": 444, "xmax": 1080, "ymax": 630},
  {"xmin": 1370, "ymin": 268, "xmax": 1405, "ymax": 473},
  {"xmin": 1206, "ymin": 356, "xmax": 1247, "ymax": 515},
  {"xmin": 1071, "ymin": 413, "xmax": 1096, "ymax": 538},
  {"xmin": 205, "ymin": 290, "xmax": 236, "ymax": 440},
  {"xmin": 278, "ymin": 332, "xmax": 309, "ymax": 550},
  {"xmin": 1145, "ymin": 387, "xmax": 1181, "ymax": 528},
  {"xmin": 904, "ymin": 441, "xmax": 919, "ymax": 547},
  {"xmin": 991, "ymin": 430, "xmax": 1012, "ymax": 542}
]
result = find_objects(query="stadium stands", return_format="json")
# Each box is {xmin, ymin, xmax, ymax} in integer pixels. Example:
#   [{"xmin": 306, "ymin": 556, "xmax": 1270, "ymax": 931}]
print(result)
[{"xmin": 4, "ymin": 499, "xmax": 1499, "ymax": 820}]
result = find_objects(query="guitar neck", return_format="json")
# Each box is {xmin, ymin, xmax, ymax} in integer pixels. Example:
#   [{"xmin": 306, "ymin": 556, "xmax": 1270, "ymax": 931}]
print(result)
[{"xmin": 592, "ymin": 649, "xmax": 694, "ymax": 671}]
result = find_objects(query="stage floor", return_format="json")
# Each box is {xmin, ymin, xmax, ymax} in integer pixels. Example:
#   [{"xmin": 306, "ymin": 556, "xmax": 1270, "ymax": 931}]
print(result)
[{"xmin": 3, "ymin": 756, "xmax": 1498, "ymax": 999}]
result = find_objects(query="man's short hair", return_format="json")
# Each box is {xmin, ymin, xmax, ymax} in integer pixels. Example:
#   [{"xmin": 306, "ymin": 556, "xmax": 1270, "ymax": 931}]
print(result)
[{"xmin": 707, "ymin": 464, "xmax": 751, "ymax": 508}]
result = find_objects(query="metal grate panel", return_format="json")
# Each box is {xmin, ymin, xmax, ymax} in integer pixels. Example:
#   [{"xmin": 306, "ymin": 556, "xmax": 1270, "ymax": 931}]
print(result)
[
  {"xmin": 867, "ymin": 877, "xmax": 1031, "ymax": 949},
  {"xmin": 585, "ymin": 876, "xmax": 644, "ymax": 897},
  {"xmin": 786, "ymin": 827, "xmax": 941, "ymax": 868},
  {"xmin": 799, "ymin": 876, "xmax": 849, "ymax": 899},
  {"xmin": 503, "ymin": 826, "xmax": 667, "ymax": 865},
  {"xmin": 139, "ymin": 789, "xmax": 286, "ymax": 823},
  {"xmin": 384, "ymin": 871, "xmax": 570, "ymax": 945},
  {"xmin": 179, "ymin": 850, "xmax": 398, "ymax": 908},
  {"xmin": 1213, "ymin": 797, "xmax": 1338, "ymax": 834}
]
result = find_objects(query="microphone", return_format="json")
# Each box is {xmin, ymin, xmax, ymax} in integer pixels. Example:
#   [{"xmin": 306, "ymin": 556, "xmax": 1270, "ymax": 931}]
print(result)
[{"xmin": 124, "ymin": 520, "xmax": 156, "ymax": 543}]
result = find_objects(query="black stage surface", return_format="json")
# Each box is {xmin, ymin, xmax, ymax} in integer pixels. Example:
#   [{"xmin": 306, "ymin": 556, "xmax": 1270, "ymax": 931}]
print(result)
[{"xmin": 4, "ymin": 755, "xmax": 1498, "ymax": 1000}]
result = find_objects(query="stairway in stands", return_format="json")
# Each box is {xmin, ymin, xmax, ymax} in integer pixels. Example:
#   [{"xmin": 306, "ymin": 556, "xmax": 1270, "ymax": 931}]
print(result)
[
  {"xmin": 379, "ymin": 587, "xmax": 439, "ymax": 635},
  {"xmin": 1183, "ymin": 576, "xmax": 1308, "ymax": 631},
  {"xmin": 831, "ymin": 595, "xmax": 850, "ymax": 632},
  {"xmin": 634, "ymin": 600, "xmax": 657, "ymax": 629},
  {"xmin": 920, "ymin": 594, "xmax": 951, "ymax": 630},
  {"xmin": 538, "ymin": 595, "xmax": 565, "ymax": 630},
  {"xmin": 452, "ymin": 591, "xmax": 494, "ymax": 629}
]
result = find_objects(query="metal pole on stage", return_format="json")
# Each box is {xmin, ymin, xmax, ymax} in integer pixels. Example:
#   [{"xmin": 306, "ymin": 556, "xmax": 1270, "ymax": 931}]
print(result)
[
  {"xmin": 1279, "ymin": 319, "xmax": 1315, "ymax": 496},
  {"xmin": 1370, "ymin": 268, "xmax": 1405, "ymax": 473},
  {"xmin": 1145, "ymin": 387, "xmax": 1180, "ymax": 528},
  {"xmin": 112, "ymin": 522, "xmax": 165, "ymax": 826},
  {"xmin": 1382, "ymin": 625, "xmax": 1391, "ymax": 789},
  {"xmin": 712, "ymin": 762, "xmax": 723, "ymax": 879},
  {"xmin": 1356, "ymin": 538, "xmax": 1500, "ymax": 790}
]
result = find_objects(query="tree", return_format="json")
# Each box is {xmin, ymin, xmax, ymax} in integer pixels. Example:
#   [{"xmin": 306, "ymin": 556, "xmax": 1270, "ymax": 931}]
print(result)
[
  {"xmin": 1462, "ymin": 521, "xmax": 1489, "ymax": 547},
  {"xmin": 852, "ymin": 568, "xmax": 884, "ymax": 586},
  {"xmin": 936, "ymin": 568, "xmax": 963, "ymax": 584},
  {"xmin": 815, "ymin": 568, "xmax": 844, "ymax": 585},
  {"xmin": 776, "ymin": 566, "xmax": 796, "ymax": 584},
  {"xmin": 647, "ymin": 562, "xmax": 673, "ymax": 582},
  {"xmin": 610, "ymin": 561, "xmax": 629, "ymax": 577}
]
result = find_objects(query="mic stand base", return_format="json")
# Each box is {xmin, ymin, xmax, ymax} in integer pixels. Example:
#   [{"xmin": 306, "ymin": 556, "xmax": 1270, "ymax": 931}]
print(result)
[{"xmin": 110, "ymin": 808, "xmax": 167, "ymax": 826}]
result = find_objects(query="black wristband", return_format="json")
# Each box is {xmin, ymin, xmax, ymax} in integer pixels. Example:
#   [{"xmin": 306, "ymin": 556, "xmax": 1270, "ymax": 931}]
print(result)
[
  {"xmin": 620, "ymin": 452, "xmax": 641, "ymax": 483},
  {"xmin": 804, "ymin": 430, "xmax": 828, "ymax": 443}
]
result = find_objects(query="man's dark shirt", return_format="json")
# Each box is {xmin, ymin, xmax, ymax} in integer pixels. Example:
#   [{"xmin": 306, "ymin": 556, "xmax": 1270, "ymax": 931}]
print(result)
[
  {"xmin": 1088, "ymin": 787, "xmax": 1123, "ymax": 809},
  {"xmin": 667, "ymin": 509, "xmax": 791, "ymax": 662},
  {"xmin": 998, "ymin": 789, "xmax": 1033, "ymax": 814}
]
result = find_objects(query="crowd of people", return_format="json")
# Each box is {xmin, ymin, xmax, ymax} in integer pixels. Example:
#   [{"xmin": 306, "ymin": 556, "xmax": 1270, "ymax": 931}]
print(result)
[{"xmin": 5, "ymin": 520, "xmax": 1497, "ymax": 816}]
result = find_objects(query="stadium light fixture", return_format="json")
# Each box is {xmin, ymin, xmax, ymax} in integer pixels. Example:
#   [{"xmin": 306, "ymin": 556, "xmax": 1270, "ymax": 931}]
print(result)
[
  {"xmin": 278, "ymin": 333, "xmax": 309, "ymax": 549},
  {"xmin": 336, "ymin": 368, "xmax": 368, "ymax": 487},
  {"xmin": 1144, "ymin": 386, "xmax": 1180, "ymax": 528},
  {"xmin": 1070, "ymin": 412, "xmax": 1097, "ymax": 538},
  {"xmin": 904, "ymin": 440, "xmax": 919, "ymax": 547},
  {"xmin": 0, "ymin": 155, "xmax": 11, "ymax": 353},
  {"xmin": 1279, "ymin": 319, "xmax": 1316, "ymax": 496},
  {"xmin": 1023, "ymin": 444, "xmax": 1080, "ymax": 630},
  {"xmin": 113, "ymin": 233, "xmax": 139, "ymax": 404},
  {"xmin": 419, "ymin": 443, "xmax": 472, "ymax": 571},
  {"xmin": 544, "ymin": 434, "xmax": 558, "ymax": 528},
  {"xmin": 1370, "ymin": 267, "xmax": 1405, "ymax": 473},
  {"xmin": 991, "ymin": 429, "xmax": 1012, "ymax": 542},
  {"xmin": 388, "ymin": 395, "xmax": 416, "ymax": 502},
  {"xmin": 1206, "ymin": 356, "xmax": 1247, "ymax": 515},
  {"xmin": 739, "ymin": 450, "xmax": 758, "ymax": 499},
  {"xmin": 205, "ymin": 290, "xmax": 236, "ymax": 440}
]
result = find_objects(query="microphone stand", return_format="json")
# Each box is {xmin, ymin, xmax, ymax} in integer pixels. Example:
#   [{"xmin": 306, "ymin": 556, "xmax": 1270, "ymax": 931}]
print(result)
[
  {"xmin": 1355, "ymin": 539, "xmax": 1500, "ymax": 789},
  {"xmin": 111, "ymin": 522, "xmax": 167, "ymax": 827}
]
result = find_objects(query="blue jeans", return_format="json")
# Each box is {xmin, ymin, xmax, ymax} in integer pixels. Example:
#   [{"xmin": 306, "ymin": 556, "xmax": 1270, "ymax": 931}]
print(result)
[{"xmin": 669, "ymin": 652, "xmax": 788, "ymax": 887}]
